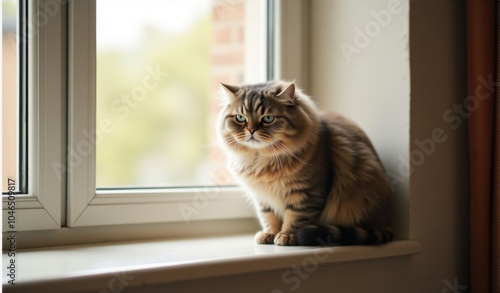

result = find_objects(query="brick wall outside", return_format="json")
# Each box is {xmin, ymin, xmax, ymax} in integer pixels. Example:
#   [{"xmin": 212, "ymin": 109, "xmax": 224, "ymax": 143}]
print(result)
[
  {"xmin": 209, "ymin": 0, "xmax": 245, "ymax": 185},
  {"xmin": 211, "ymin": 0, "xmax": 245, "ymax": 87}
]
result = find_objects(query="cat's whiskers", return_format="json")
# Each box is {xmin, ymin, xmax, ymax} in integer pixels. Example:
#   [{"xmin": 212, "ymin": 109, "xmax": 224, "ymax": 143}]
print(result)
[
  {"xmin": 267, "ymin": 149, "xmax": 284, "ymax": 171},
  {"xmin": 223, "ymin": 136, "xmax": 242, "ymax": 153},
  {"xmin": 269, "ymin": 139, "xmax": 310, "ymax": 167},
  {"xmin": 230, "ymin": 140, "xmax": 243, "ymax": 152}
]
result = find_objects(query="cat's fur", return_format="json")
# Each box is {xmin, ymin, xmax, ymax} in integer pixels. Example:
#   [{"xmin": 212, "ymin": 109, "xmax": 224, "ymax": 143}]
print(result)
[{"xmin": 217, "ymin": 81, "xmax": 392, "ymax": 246}]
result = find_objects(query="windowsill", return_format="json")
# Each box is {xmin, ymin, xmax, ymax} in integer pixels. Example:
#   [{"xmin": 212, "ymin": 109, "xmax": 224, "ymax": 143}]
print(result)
[{"xmin": 2, "ymin": 234, "xmax": 420, "ymax": 292}]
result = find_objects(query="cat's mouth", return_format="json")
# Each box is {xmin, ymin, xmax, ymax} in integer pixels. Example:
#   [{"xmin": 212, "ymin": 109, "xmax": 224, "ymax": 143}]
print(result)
[
  {"xmin": 243, "ymin": 136, "xmax": 267, "ymax": 148},
  {"xmin": 246, "ymin": 136, "xmax": 261, "ymax": 144}
]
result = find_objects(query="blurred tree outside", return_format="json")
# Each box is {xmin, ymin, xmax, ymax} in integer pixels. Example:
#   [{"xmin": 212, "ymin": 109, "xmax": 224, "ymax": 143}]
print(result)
[{"xmin": 96, "ymin": 3, "xmax": 213, "ymax": 188}]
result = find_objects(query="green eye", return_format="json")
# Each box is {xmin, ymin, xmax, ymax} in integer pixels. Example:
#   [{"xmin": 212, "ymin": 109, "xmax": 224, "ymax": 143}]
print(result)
[
  {"xmin": 262, "ymin": 115, "xmax": 275, "ymax": 123},
  {"xmin": 235, "ymin": 115, "xmax": 247, "ymax": 123}
]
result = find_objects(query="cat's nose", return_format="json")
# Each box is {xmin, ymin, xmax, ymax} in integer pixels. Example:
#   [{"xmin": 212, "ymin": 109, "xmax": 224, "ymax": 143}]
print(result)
[{"xmin": 247, "ymin": 128, "xmax": 257, "ymax": 135}]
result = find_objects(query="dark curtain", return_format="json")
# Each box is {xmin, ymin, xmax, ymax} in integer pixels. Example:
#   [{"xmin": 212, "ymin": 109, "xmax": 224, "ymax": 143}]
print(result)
[{"xmin": 467, "ymin": 0, "xmax": 499, "ymax": 292}]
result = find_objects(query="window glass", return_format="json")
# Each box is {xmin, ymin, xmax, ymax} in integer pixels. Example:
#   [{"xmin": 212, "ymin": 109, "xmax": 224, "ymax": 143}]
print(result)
[
  {"xmin": 96, "ymin": 0, "xmax": 266, "ymax": 188},
  {"xmin": 2, "ymin": 0, "xmax": 19, "ymax": 192}
]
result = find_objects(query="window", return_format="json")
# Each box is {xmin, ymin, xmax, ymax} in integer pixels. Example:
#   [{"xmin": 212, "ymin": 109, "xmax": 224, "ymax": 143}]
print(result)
[
  {"xmin": 67, "ymin": 1, "xmax": 272, "ymax": 227},
  {"xmin": 3, "ymin": 0, "xmax": 296, "ymax": 231},
  {"xmin": 1, "ymin": 0, "xmax": 277, "ymax": 232},
  {"xmin": 2, "ymin": 0, "xmax": 66, "ymax": 231}
]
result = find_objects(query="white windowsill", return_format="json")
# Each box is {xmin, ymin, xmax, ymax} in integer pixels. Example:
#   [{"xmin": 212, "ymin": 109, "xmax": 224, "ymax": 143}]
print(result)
[{"xmin": 2, "ymin": 234, "xmax": 420, "ymax": 293}]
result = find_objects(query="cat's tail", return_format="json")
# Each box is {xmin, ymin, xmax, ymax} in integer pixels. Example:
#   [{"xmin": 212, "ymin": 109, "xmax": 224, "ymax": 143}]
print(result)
[{"xmin": 296, "ymin": 224, "xmax": 393, "ymax": 246}]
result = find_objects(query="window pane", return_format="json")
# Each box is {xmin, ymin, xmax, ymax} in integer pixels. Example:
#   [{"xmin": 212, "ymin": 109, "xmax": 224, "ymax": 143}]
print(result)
[
  {"xmin": 2, "ymin": 0, "xmax": 19, "ymax": 192},
  {"xmin": 96, "ymin": 0, "xmax": 267, "ymax": 188}
]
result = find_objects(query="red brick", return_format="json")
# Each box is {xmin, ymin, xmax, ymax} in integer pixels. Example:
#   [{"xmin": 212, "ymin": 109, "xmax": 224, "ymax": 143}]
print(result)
[
  {"xmin": 213, "ymin": 26, "xmax": 232, "ymax": 44},
  {"xmin": 212, "ymin": 51, "xmax": 244, "ymax": 65}
]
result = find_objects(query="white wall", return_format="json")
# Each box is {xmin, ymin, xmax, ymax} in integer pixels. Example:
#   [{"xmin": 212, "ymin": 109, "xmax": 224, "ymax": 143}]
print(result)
[
  {"xmin": 308, "ymin": 0, "xmax": 410, "ymax": 239},
  {"xmin": 138, "ymin": 0, "xmax": 470, "ymax": 291},
  {"xmin": 307, "ymin": 0, "xmax": 470, "ymax": 291}
]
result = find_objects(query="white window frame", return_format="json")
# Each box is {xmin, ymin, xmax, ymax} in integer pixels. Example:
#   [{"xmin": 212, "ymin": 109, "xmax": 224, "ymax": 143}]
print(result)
[
  {"xmin": 2, "ymin": 0, "xmax": 306, "ymax": 233},
  {"xmin": 2, "ymin": 0, "xmax": 66, "ymax": 231}
]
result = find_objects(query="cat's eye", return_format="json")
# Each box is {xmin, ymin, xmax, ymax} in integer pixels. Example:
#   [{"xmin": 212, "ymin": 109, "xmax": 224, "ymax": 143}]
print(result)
[
  {"xmin": 235, "ymin": 115, "xmax": 247, "ymax": 123},
  {"xmin": 261, "ymin": 115, "xmax": 275, "ymax": 124}
]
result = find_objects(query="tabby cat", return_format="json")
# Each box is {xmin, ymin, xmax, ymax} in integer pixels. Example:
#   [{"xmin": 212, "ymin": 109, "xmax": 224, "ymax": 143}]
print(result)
[{"xmin": 217, "ymin": 81, "xmax": 392, "ymax": 246}]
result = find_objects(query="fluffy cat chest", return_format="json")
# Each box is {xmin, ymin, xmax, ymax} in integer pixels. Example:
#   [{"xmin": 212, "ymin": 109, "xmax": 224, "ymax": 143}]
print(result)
[
  {"xmin": 230, "ymin": 156, "xmax": 303, "ymax": 182},
  {"xmin": 242, "ymin": 180, "xmax": 288, "ymax": 214}
]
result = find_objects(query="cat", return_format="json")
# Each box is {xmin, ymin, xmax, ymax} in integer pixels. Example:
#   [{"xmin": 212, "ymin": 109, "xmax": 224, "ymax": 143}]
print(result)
[{"xmin": 217, "ymin": 81, "xmax": 392, "ymax": 246}]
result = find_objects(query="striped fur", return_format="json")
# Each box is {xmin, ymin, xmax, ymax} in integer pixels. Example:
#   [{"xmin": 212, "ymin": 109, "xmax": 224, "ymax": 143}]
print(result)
[{"xmin": 217, "ymin": 81, "xmax": 392, "ymax": 246}]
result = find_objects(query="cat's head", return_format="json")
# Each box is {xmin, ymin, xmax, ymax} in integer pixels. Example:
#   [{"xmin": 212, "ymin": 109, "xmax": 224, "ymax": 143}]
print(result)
[{"xmin": 217, "ymin": 81, "xmax": 318, "ymax": 156}]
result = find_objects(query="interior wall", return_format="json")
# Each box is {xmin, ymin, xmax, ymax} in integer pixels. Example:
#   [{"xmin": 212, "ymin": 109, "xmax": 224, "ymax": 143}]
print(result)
[
  {"xmin": 408, "ymin": 0, "xmax": 470, "ymax": 288},
  {"xmin": 307, "ymin": 0, "xmax": 469, "ymax": 291},
  {"xmin": 308, "ymin": 0, "xmax": 410, "ymax": 239}
]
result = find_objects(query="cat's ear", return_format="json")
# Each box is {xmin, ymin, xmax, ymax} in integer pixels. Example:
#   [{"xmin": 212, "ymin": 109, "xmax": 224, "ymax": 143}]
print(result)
[
  {"xmin": 220, "ymin": 83, "xmax": 240, "ymax": 101},
  {"xmin": 276, "ymin": 83, "xmax": 296, "ymax": 105}
]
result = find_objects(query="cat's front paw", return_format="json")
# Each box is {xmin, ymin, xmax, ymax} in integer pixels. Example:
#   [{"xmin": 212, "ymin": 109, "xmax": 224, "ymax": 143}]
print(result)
[
  {"xmin": 255, "ymin": 231, "xmax": 276, "ymax": 244},
  {"xmin": 274, "ymin": 232, "xmax": 297, "ymax": 246}
]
